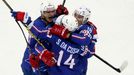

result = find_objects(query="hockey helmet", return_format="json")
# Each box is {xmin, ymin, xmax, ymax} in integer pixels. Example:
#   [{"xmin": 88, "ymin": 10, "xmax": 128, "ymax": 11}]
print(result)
[
  {"xmin": 40, "ymin": 1, "xmax": 56, "ymax": 14},
  {"xmin": 55, "ymin": 15, "xmax": 78, "ymax": 32},
  {"xmin": 74, "ymin": 6, "xmax": 91, "ymax": 24}
]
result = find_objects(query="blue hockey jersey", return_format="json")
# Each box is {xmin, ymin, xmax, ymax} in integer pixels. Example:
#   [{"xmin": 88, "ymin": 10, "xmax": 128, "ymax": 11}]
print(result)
[
  {"xmin": 70, "ymin": 21, "xmax": 98, "ymax": 56},
  {"xmin": 28, "ymin": 16, "xmax": 55, "ymax": 52}
]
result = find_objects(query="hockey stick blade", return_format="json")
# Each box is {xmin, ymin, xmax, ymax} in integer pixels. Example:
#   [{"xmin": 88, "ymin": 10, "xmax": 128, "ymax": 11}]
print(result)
[
  {"xmin": 93, "ymin": 54, "xmax": 128, "ymax": 73},
  {"xmin": 114, "ymin": 60, "xmax": 128, "ymax": 73},
  {"xmin": 119, "ymin": 61, "xmax": 128, "ymax": 72}
]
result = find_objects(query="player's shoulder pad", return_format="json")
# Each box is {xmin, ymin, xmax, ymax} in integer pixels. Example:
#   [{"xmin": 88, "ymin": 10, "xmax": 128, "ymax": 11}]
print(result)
[{"xmin": 87, "ymin": 21, "xmax": 97, "ymax": 30}]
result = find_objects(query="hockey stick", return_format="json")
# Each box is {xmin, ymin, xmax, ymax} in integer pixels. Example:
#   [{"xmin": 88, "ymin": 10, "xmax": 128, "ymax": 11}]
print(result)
[{"xmin": 93, "ymin": 54, "xmax": 128, "ymax": 73}]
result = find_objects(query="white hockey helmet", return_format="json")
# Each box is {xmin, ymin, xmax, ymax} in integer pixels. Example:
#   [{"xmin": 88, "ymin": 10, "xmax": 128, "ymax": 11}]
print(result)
[
  {"xmin": 40, "ymin": 1, "xmax": 55, "ymax": 14},
  {"xmin": 74, "ymin": 6, "xmax": 91, "ymax": 24},
  {"xmin": 55, "ymin": 15, "xmax": 78, "ymax": 32}
]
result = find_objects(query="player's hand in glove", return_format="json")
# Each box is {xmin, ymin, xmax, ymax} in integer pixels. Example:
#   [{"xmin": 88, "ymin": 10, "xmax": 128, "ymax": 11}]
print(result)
[
  {"xmin": 29, "ymin": 54, "xmax": 40, "ymax": 68},
  {"xmin": 11, "ymin": 11, "xmax": 32, "ymax": 24},
  {"xmin": 39, "ymin": 50, "xmax": 56, "ymax": 67},
  {"xmin": 50, "ymin": 24, "xmax": 70, "ymax": 39},
  {"xmin": 80, "ymin": 43, "xmax": 95, "ymax": 58},
  {"xmin": 88, "ymin": 42, "xmax": 95, "ymax": 55},
  {"xmin": 56, "ymin": 5, "xmax": 68, "ymax": 16}
]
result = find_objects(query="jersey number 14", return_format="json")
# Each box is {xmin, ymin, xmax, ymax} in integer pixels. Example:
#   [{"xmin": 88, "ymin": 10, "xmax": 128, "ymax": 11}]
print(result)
[{"xmin": 57, "ymin": 50, "xmax": 75, "ymax": 69}]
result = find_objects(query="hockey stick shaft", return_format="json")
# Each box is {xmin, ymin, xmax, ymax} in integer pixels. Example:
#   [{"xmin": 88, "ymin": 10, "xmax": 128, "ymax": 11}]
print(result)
[
  {"xmin": 93, "ymin": 54, "xmax": 121, "ymax": 73},
  {"xmin": 62, "ymin": 0, "xmax": 66, "ymax": 6},
  {"xmin": 2, "ymin": 0, "xmax": 13, "ymax": 11}
]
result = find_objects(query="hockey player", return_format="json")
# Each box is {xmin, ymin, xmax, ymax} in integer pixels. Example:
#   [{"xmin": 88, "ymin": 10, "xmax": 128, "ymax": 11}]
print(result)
[
  {"xmin": 31, "ymin": 15, "xmax": 93, "ymax": 75},
  {"xmin": 73, "ymin": 6, "xmax": 98, "ymax": 75},
  {"xmin": 11, "ymin": 1, "xmax": 68, "ymax": 75},
  {"xmin": 49, "ymin": 6, "xmax": 98, "ymax": 75}
]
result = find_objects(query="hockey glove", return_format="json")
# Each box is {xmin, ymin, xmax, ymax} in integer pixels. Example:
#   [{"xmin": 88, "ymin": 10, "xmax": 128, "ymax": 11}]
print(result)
[
  {"xmin": 39, "ymin": 50, "xmax": 56, "ymax": 67},
  {"xmin": 88, "ymin": 42, "xmax": 95, "ymax": 55},
  {"xmin": 11, "ymin": 11, "xmax": 32, "ymax": 24},
  {"xmin": 80, "ymin": 43, "xmax": 95, "ymax": 57},
  {"xmin": 29, "ymin": 54, "xmax": 40, "ymax": 68},
  {"xmin": 50, "ymin": 24, "xmax": 70, "ymax": 39},
  {"xmin": 56, "ymin": 5, "xmax": 68, "ymax": 16},
  {"xmin": 80, "ymin": 46, "xmax": 89, "ymax": 56}
]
